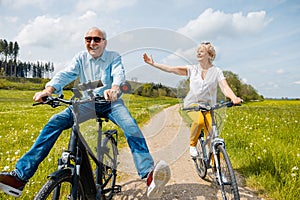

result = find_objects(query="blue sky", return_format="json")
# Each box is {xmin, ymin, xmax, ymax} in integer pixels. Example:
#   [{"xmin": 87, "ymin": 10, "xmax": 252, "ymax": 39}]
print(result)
[{"xmin": 0, "ymin": 0, "xmax": 299, "ymax": 98}]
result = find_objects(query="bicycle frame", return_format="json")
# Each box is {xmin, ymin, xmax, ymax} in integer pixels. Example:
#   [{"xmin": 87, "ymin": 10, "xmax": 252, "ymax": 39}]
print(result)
[
  {"xmin": 200, "ymin": 109, "xmax": 225, "ymax": 169},
  {"xmin": 34, "ymin": 95, "xmax": 119, "ymax": 200},
  {"xmin": 50, "ymin": 99, "xmax": 104, "ymax": 199}
]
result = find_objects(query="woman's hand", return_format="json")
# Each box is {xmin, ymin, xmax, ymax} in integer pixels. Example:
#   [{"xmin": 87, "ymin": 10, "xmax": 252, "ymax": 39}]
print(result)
[
  {"xmin": 232, "ymin": 97, "xmax": 243, "ymax": 104},
  {"xmin": 143, "ymin": 53, "xmax": 154, "ymax": 65}
]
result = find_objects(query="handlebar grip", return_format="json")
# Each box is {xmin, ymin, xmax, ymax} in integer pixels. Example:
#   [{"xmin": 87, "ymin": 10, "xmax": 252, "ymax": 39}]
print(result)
[
  {"xmin": 226, "ymin": 102, "xmax": 234, "ymax": 107},
  {"xmin": 32, "ymin": 96, "xmax": 51, "ymax": 106},
  {"xmin": 42, "ymin": 96, "xmax": 49, "ymax": 102},
  {"xmin": 32, "ymin": 102, "xmax": 43, "ymax": 106}
]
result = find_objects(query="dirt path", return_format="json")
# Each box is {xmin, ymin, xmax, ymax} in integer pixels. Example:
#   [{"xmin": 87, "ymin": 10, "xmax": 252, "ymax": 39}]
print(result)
[{"xmin": 113, "ymin": 104, "xmax": 263, "ymax": 199}]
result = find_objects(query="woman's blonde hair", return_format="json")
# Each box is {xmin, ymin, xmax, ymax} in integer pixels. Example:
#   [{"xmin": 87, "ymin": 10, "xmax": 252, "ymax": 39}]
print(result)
[{"xmin": 197, "ymin": 42, "xmax": 216, "ymax": 64}]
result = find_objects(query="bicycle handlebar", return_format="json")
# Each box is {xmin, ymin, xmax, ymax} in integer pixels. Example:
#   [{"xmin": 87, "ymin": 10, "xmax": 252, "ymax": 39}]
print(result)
[
  {"xmin": 32, "ymin": 81, "xmax": 132, "ymax": 108},
  {"xmin": 182, "ymin": 101, "xmax": 241, "ymax": 112},
  {"xmin": 32, "ymin": 95, "xmax": 107, "ymax": 108}
]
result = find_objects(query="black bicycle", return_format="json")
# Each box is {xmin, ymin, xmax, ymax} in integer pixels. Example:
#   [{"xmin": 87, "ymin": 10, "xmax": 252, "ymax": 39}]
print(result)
[
  {"xmin": 183, "ymin": 101, "xmax": 240, "ymax": 200},
  {"xmin": 33, "ymin": 81, "xmax": 130, "ymax": 200}
]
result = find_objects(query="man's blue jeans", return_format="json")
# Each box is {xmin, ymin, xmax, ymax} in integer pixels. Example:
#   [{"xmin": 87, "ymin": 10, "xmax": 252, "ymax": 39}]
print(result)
[{"xmin": 15, "ymin": 99, "xmax": 154, "ymax": 181}]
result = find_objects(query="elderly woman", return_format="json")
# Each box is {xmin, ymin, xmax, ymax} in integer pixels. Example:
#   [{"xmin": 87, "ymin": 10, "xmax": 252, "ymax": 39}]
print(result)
[{"xmin": 143, "ymin": 42, "xmax": 243, "ymax": 157}]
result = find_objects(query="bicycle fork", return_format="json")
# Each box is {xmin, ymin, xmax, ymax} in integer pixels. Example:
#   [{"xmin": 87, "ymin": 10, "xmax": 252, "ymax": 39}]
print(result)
[{"xmin": 212, "ymin": 138, "xmax": 229, "ymax": 200}]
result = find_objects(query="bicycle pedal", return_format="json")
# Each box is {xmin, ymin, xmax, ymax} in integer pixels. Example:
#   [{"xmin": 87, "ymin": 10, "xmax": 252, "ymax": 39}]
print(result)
[{"xmin": 113, "ymin": 185, "xmax": 122, "ymax": 194}]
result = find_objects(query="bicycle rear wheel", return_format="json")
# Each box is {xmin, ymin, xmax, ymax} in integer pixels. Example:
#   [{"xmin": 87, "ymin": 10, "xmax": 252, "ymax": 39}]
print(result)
[
  {"xmin": 34, "ymin": 172, "xmax": 85, "ymax": 200},
  {"xmin": 98, "ymin": 132, "xmax": 118, "ymax": 200},
  {"xmin": 216, "ymin": 145, "xmax": 240, "ymax": 200},
  {"xmin": 194, "ymin": 136, "xmax": 207, "ymax": 179}
]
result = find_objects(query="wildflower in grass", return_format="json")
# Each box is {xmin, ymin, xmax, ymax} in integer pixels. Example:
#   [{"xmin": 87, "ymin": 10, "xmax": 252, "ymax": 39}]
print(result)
[
  {"xmin": 3, "ymin": 166, "xmax": 10, "ymax": 171},
  {"xmin": 291, "ymin": 173, "xmax": 296, "ymax": 177},
  {"xmin": 257, "ymin": 156, "xmax": 261, "ymax": 160},
  {"xmin": 291, "ymin": 166, "xmax": 298, "ymax": 171},
  {"xmin": 15, "ymin": 149, "xmax": 20, "ymax": 155},
  {"xmin": 263, "ymin": 149, "xmax": 267, "ymax": 153}
]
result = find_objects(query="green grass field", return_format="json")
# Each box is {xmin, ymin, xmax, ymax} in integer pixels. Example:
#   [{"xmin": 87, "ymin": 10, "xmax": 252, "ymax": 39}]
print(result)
[
  {"xmin": 0, "ymin": 90, "xmax": 299, "ymax": 199},
  {"xmin": 0, "ymin": 89, "xmax": 178, "ymax": 199},
  {"xmin": 223, "ymin": 100, "xmax": 300, "ymax": 200}
]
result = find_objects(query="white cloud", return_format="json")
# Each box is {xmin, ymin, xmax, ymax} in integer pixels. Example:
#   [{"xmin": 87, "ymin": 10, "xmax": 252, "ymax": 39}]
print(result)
[
  {"xmin": 276, "ymin": 68, "xmax": 285, "ymax": 74},
  {"xmin": 178, "ymin": 8, "xmax": 272, "ymax": 40},
  {"xmin": 75, "ymin": 0, "xmax": 138, "ymax": 13},
  {"xmin": 14, "ymin": 11, "xmax": 118, "ymax": 49},
  {"xmin": 78, "ymin": 10, "xmax": 97, "ymax": 20},
  {"xmin": 294, "ymin": 81, "xmax": 300, "ymax": 85},
  {"xmin": 15, "ymin": 15, "xmax": 63, "ymax": 47}
]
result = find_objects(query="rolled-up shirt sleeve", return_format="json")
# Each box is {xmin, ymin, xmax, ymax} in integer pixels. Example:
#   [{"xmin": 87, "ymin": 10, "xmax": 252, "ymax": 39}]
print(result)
[
  {"xmin": 45, "ymin": 56, "xmax": 80, "ymax": 94},
  {"xmin": 111, "ymin": 54, "xmax": 125, "ymax": 87}
]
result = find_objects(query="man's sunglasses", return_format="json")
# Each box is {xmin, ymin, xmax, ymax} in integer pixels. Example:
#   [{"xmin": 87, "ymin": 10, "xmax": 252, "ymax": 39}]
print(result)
[
  {"xmin": 201, "ymin": 42, "xmax": 211, "ymax": 45},
  {"xmin": 85, "ymin": 36, "xmax": 105, "ymax": 43}
]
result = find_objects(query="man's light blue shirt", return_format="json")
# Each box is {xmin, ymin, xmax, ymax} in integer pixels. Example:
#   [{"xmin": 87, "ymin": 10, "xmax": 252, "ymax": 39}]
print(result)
[{"xmin": 46, "ymin": 49, "xmax": 125, "ymax": 96}]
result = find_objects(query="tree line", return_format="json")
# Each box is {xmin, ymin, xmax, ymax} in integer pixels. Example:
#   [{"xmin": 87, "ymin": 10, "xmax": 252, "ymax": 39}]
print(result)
[
  {"xmin": 132, "ymin": 70, "xmax": 264, "ymax": 101},
  {"xmin": 0, "ymin": 39, "xmax": 54, "ymax": 78}
]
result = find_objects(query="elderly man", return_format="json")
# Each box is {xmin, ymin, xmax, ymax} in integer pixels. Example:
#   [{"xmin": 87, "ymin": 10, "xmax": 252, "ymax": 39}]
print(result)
[{"xmin": 0, "ymin": 27, "xmax": 170, "ymax": 199}]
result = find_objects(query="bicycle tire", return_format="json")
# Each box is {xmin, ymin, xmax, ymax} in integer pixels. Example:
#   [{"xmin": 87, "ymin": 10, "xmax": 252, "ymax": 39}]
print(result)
[
  {"xmin": 216, "ymin": 145, "xmax": 240, "ymax": 200},
  {"xmin": 98, "ymin": 134, "xmax": 118, "ymax": 200},
  {"xmin": 34, "ymin": 172, "xmax": 85, "ymax": 200},
  {"xmin": 194, "ymin": 137, "xmax": 207, "ymax": 179}
]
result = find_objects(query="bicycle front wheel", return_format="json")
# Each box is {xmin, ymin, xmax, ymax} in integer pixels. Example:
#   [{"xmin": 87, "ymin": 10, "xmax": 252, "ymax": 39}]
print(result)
[
  {"xmin": 98, "ymin": 133, "xmax": 118, "ymax": 200},
  {"xmin": 34, "ymin": 172, "xmax": 85, "ymax": 200},
  {"xmin": 216, "ymin": 145, "xmax": 240, "ymax": 200}
]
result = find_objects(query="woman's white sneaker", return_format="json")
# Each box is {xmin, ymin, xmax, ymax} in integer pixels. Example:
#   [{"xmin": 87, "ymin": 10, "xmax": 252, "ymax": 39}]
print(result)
[{"xmin": 190, "ymin": 146, "xmax": 198, "ymax": 157}]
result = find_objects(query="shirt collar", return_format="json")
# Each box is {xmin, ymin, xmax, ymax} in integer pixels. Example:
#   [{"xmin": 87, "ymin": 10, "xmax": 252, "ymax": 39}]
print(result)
[{"xmin": 87, "ymin": 49, "xmax": 107, "ymax": 62}]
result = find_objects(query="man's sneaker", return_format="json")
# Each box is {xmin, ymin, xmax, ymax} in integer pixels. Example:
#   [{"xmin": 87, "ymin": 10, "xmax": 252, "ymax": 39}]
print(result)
[
  {"xmin": 147, "ymin": 160, "xmax": 171, "ymax": 199},
  {"xmin": 190, "ymin": 146, "xmax": 198, "ymax": 157},
  {"xmin": 0, "ymin": 171, "xmax": 26, "ymax": 197}
]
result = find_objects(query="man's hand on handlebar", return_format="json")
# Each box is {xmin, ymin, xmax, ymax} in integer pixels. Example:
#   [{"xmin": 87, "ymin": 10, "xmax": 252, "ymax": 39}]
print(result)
[
  {"xmin": 104, "ymin": 86, "xmax": 120, "ymax": 102},
  {"xmin": 33, "ymin": 86, "xmax": 55, "ymax": 102}
]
